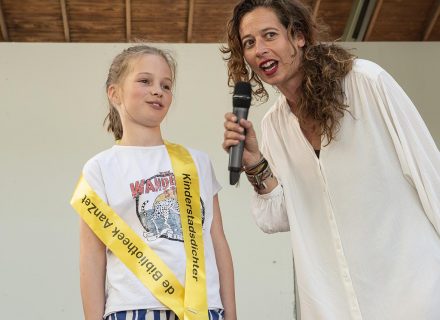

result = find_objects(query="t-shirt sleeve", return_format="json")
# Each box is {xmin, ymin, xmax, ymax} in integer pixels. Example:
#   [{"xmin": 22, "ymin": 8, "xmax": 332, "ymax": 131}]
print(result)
[
  {"xmin": 209, "ymin": 160, "xmax": 222, "ymax": 196},
  {"xmin": 82, "ymin": 157, "xmax": 108, "ymax": 204},
  {"xmin": 189, "ymin": 148, "xmax": 221, "ymax": 197}
]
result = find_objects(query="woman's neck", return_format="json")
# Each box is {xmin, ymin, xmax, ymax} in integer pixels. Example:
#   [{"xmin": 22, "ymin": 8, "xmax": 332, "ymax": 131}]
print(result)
[{"xmin": 277, "ymin": 73, "xmax": 303, "ymax": 114}]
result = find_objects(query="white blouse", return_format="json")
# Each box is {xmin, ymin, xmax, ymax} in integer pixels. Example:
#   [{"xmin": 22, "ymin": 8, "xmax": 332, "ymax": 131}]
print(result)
[{"xmin": 252, "ymin": 59, "xmax": 440, "ymax": 320}]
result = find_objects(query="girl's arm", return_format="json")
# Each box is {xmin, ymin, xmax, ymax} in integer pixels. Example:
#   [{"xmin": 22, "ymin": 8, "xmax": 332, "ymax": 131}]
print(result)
[
  {"xmin": 211, "ymin": 194, "xmax": 237, "ymax": 320},
  {"xmin": 79, "ymin": 220, "xmax": 106, "ymax": 320}
]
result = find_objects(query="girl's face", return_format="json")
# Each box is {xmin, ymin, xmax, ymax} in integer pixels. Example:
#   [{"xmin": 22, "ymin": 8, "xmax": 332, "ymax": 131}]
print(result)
[
  {"xmin": 239, "ymin": 7, "xmax": 305, "ymax": 91},
  {"xmin": 116, "ymin": 54, "xmax": 173, "ymax": 131}
]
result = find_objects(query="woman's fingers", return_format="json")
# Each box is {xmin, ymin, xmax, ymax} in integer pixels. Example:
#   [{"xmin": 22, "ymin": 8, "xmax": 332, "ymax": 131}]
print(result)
[
  {"xmin": 222, "ymin": 132, "xmax": 243, "ymax": 152},
  {"xmin": 222, "ymin": 113, "xmax": 260, "ymax": 157},
  {"xmin": 224, "ymin": 121, "xmax": 244, "ymax": 134},
  {"xmin": 223, "ymin": 112, "xmax": 245, "ymax": 152}
]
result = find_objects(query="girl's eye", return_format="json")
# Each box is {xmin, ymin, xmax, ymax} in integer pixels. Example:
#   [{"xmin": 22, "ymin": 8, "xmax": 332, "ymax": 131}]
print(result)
[
  {"xmin": 139, "ymin": 79, "xmax": 150, "ymax": 84},
  {"xmin": 162, "ymin": 84, "xmax": 172, "ymax": 91}
]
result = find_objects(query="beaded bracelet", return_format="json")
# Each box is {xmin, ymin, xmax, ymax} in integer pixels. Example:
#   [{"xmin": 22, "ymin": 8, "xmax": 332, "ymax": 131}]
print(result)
[
  {"xmin": 242, "ymin": 154, "xmax": 266, "ymax": 175},
  {"xmin": 245, "ymin": 157, "xmax": 273, "ymax": 190}
]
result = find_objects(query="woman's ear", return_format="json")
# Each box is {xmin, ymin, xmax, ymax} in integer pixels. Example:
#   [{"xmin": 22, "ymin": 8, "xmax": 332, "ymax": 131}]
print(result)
[
  {"xmin": 295, "ymin": 31, "xmax": 305, "ymax": 48},
  {"xmin": 108, "ymin": 85, "xmax": 121, "ymax": 108}
]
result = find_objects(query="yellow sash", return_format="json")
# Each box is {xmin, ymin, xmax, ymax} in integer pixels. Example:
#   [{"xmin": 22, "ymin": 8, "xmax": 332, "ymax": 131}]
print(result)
[{"xmin": 70, "ymin": 142, "xmax": 208, "ymax": 320}]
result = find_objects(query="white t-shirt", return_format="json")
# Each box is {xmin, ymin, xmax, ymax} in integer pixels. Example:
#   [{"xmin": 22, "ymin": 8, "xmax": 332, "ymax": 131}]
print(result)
[
  {"xmin": 252, "ymin": 59, "xmax": 440, "ymax": 319},
  {"xmin": 83, "ymin": 144, "xmax": 223, "ymax": 317}
]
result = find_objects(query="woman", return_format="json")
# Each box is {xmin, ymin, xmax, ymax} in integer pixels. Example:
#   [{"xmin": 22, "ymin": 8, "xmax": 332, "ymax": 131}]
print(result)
[{"xmin": 222, "ymin": 0, "xmax": 440, "ymax": 319}]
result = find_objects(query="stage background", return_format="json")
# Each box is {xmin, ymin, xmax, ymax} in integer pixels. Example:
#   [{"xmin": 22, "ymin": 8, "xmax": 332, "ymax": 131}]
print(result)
[{"xmin": 0, "ymin": 42, "xmax": 439, "ymax": 319}]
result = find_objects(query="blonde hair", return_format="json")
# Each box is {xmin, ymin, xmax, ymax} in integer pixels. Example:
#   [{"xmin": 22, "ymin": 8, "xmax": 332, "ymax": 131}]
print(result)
[
  {"xmin": 221, "ymin": 0, "xmax": 355, "ymax": 143},
  {"xmin": 104, "ymin": 45, "xmax": 177, "ymax": 140}
]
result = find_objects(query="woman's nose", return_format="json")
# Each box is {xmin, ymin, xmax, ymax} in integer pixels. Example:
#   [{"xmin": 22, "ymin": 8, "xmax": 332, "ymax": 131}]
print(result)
[{"xmin": 255, "ymin": 40, "xmax": 268, "ymax": 57}]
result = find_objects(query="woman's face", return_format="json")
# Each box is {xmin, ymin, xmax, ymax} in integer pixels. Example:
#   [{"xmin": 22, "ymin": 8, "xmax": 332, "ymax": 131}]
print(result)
[{"xmin": 239, "ymin": 7, "xmax": 305, "ymax": 91}]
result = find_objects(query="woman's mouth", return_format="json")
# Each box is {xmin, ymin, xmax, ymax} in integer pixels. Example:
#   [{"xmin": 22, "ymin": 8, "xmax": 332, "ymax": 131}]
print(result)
[{"xmin": 259, "ymin": 60, "xmax": 278, "ymax": 76}]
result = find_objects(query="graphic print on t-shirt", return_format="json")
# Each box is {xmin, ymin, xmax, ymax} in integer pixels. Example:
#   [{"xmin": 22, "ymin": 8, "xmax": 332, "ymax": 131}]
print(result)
[{"xmin": 130, "ymin": 170, "xmax": 205, "ymax": 242}]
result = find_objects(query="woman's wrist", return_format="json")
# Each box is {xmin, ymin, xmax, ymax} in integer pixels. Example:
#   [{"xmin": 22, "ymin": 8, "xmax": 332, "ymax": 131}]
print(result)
[
  {"xmin": 242, "ymin": 152, "xmax": 263, "ymax": 169},
  {"xmin": 242, "ymin": 153, "xmax": 264, "ymax": 174},
  {"xmin": 244, "ymin": 156, "xmax": 274, "ymax": 191}
]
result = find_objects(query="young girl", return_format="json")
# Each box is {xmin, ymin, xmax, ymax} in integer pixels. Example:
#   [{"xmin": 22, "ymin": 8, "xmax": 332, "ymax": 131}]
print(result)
[{"xmin": 73, "ymin": 45, "xmax": 236, "ymax": 320}]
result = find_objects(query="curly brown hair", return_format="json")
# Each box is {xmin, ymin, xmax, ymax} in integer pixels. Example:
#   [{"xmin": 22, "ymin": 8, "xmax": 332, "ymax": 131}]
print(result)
[{"xmin": 221, "ymin": 0, "xmax": 355, "ymax": 143}]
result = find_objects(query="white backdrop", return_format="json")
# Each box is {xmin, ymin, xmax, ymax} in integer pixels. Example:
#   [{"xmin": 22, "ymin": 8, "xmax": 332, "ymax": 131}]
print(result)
[{"xmin": 0, "ymin": 42, "xmax": 438, "ymax": 319}]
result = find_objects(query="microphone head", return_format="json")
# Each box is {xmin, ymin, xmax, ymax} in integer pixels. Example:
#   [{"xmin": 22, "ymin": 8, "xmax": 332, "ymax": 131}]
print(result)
[{"xmin": 233, "ymin": 82, "xmax": 252, "ymax": 109}]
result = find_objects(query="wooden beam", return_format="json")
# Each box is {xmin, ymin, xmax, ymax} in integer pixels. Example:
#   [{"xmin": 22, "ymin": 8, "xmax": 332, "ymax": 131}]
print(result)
[
  {"xmin": 126, "ymin": 0, "xmax": 131, "ymax": 42},
  {"xmin": 0, "ymin": 0, "xmax": 9, "ymax": 41},
  {"xmin": 423, "ymin": 0, "xmax": 440, "ymax": 41},
  {"xmin": 312, "ymin": 0, "xmax": 321, "ymax": 19},
  {"xmin": 364, "ymin": 0, "xmax": 383, "ymax": 41},
  {"xmin": 59, "ymin": 0, "xmax": 70, "ymax": 42},
  {"xmin": 186, "ymin": 0, "xmax": 195, "ymax": 43}
]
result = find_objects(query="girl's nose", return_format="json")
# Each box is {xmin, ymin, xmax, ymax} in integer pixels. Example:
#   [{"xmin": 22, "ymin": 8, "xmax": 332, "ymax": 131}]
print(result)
[{"xmin": 150, "ymin": 85, "xmax": 163, "ymax": 97}]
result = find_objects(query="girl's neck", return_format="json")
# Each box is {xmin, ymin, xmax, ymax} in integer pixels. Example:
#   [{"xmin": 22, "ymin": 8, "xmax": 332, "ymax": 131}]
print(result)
[{"xmin": 119, "ymin": 127, "xmax": 164, "ymax": 147}]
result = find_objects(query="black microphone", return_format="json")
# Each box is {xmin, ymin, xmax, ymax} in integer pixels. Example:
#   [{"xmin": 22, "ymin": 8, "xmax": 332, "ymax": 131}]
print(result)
[{"xmin": 229, "ymin": 81, "xmax": 252, "ymax": 185}]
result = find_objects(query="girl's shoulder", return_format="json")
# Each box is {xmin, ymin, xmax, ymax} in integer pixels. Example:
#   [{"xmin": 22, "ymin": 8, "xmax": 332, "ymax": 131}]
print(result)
[
  {"xmin": 82, "ymin": 146, "xmax": 118, "ymax": 175},
  {"xmin": 185, "ymin": 145, "xmax": 212, "ymax": 166},
  {"xmin": 84, "ymin": 145, "xmax": 115, "ymax": 162}
]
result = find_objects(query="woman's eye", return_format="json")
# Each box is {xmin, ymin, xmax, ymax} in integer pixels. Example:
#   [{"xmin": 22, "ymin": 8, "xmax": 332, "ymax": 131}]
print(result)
[
  {"xmin": 243, "ymin": 39, "xmax": 254, "ymax": 49},
  {"xmin": 265, "ymin": 32, "xmax": 276, "ymax": 39}
]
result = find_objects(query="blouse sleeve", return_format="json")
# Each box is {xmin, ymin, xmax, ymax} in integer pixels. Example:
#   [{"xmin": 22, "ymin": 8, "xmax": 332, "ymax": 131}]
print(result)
[
  {"xmin": 250, "ymin": 184, "xmax": 290, "ymax": 233},
  {"xmin": 249, "ymin": 116, "xmax": 290, "ymax": 234},
  {"xmin": 376, "ymin": 69, "xmax": 440, "ymax": 235}
]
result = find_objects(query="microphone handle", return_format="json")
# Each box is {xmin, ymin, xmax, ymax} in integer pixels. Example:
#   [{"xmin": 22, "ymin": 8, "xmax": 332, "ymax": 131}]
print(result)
[{"xmin": 228, "ymin": 107, "xmax": 249, "ymax": 185}]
